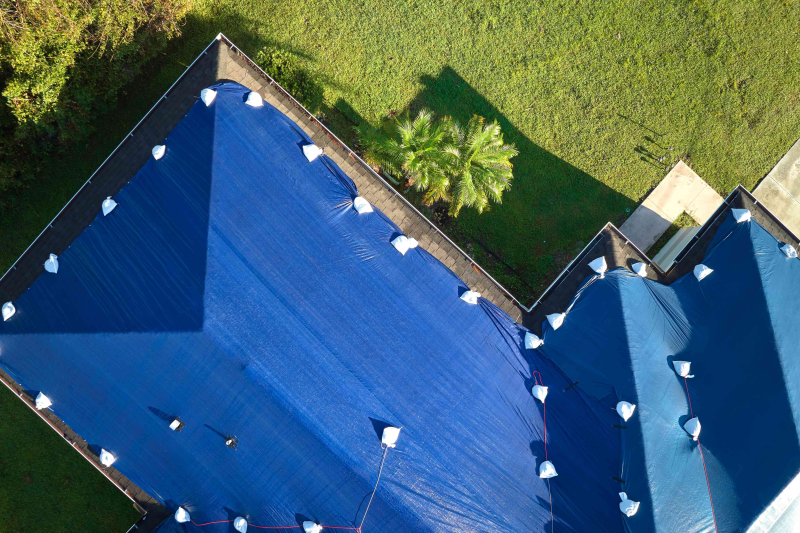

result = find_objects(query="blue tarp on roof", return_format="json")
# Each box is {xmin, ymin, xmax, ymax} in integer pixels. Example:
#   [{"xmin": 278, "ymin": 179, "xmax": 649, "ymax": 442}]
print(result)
[
  {"xmin": 0, "ymin": 83, "xmax": 623, "ymax": 532},
  {"xmin": 538, "ymin": 212, "xmax": 800, "ymax": 532}
]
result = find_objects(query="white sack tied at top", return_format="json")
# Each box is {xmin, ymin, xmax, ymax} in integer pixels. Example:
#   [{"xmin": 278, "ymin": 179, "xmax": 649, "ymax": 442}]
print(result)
[
  {"xmin": 546, "ymin": 313, "xmax": 565, "ymax": 330},
  {"xmin": 684, "ymin": 417, "xmax": 701, "ymax": 441},
  {"xmin": 174, "ymin": 507, "xmax": 190, "ymax": 523},
  {"xmin": 353, "ymin": 196, "xmax": 373, "ymax": 214},
  {"xmin": 44, "ymin": 254, "xmax": 59, "ymax": 274},
  {"xmin": 460, "ymin": 290, "xmax": 480, "ymax": 305},
  {"xmin": 234, "ymin": 517, "xmax": 248, "ymax": 532},
  {"xmin": 672, "ymin": 360, "xmax": 694, "ymax": 378},
  {"xmin": 632, "ymin": 262, "xmax": 648, "ymax": 277},
  {"xmin": 303, "ymin": 521, "xmax": 323, "ymax": 533},
  {"xmin": 2, "ymin": 302, "xmax": 15, "ymax": 321},
  {"xmin": 303, "ymin": 143, "xmax": 324, "ymax": 162},
  {"xmin": 732, "ymin": 208, "xmax": 752, "ymax": 223},
  {"xmin": 152, "ymin": 144, "xmax": 166, "ymax": 160},
  {"xmin": 589, "ymin": 256, "xmax": 608, "ymax": 276},
  {"xmin": 245, "ymin": 91, "xmax": 264, "ymax": 107},
  {"xmin": 524, "ymin": 331, "xmax": 543, "ymax": 349},
  {"xmin": 200, "ymin": 88, "xmax": 217, "ymax": 106},
  {"xmin": 35, "ymin": 392, "xmax": 52, "ymax": 410},
  {"xmin": 381, "ymin": 426, "xmax": 401, "ymax": 448},
  {"xmin": 532, "ymin": 385, "xmax": 548, "ymax": 403},
  {"xmin": 99, "ymin": 448, "xmax": 116, "ymax": 467},
  {"xmin": 781, "ymin": 244, "xmax": 798, "ymax": 258},
  {"xmin": 539, "ymin": 461, "xmax": 558, "ymax": 479},
  {"xmin": 391, "ymin": 235, "xmax": 418, "ymax": 255},
  {"xmin": 616, "ymin": 401, "xmax": 636, "ymax": 422},
  {"xmin": 619, "ymin": 492, "xmax": 640, "ymax": 517},
  {"xmin": 693, "ymin": 264, "xmax": 713, "ymax": 281},
  {"xmin": 102, "ymin": 197, "xmax": 117, "ymax": 216}
]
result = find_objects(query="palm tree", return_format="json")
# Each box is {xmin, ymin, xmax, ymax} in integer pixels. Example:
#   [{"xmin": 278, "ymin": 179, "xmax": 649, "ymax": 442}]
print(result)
[
  {"xmin": 356, "ymin": 110, "xmax": 451, "ymax": 203},
  {"xmin": 442, "ymin": 115, "xmax": 517, "ymax": 217}
]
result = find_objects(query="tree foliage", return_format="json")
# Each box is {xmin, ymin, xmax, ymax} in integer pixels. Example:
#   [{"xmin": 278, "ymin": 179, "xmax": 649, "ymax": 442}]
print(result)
[
  {"xmin": 0, "ymin": 0, "xmax": 190, "ymax": 208},
  {"xmin": 356, "ymin": 109, "xmax": 451, "ymax": 203},
  {"xmin": 254, "ymin": 47, "xmax": 323, "ymax": 113},
  {"xmin": 442, "ymin": 115, "xmax": 517, "ymax": 216},
  {"xmin": 357, "ymin": 110, "xmax": 517, "ymax": 216}
]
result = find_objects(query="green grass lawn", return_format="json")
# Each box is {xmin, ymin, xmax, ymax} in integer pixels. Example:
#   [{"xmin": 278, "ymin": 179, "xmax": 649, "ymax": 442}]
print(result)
[
  {"xmin": 1, "ymin": 1, "xmax": 800, "ymax": 529},
  {"xmin": 0, "ymin": 385, "xmax": 140, "ymax": 532}
]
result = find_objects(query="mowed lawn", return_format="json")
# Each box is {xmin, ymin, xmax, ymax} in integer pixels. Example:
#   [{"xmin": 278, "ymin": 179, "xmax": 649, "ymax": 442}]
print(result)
[{"xmin": 0, "ymin": 1, "xmax": 799, "ymax": 530}]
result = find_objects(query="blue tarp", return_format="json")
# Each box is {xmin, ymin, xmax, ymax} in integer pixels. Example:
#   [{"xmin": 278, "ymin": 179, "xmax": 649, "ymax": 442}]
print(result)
[
  {"xmin": 538, "ymin": 212, "xmax": 800, "ymax": 532},
  {"xmin": 0, "ymin": 83, "xmax": 623, "ymax": 532}
]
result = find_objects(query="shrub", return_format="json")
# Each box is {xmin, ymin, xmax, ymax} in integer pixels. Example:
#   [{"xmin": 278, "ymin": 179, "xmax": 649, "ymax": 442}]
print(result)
[
  {"xmin": 254, "ymin": 47, "xmax": 324, "ymax": 113},
  {"xmin": 0, "ymin": 0, "xmax": 191, "ymax": 209}
]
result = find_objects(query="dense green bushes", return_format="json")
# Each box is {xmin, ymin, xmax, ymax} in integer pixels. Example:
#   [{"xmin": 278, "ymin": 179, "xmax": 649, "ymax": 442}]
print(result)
[
  {"xmin": 254, "ymin": 47, "xmax": 323, "ymax": 113},
  {"xmin": 0, "ymin": 0, "xmax": 190, "ymax": 210}
]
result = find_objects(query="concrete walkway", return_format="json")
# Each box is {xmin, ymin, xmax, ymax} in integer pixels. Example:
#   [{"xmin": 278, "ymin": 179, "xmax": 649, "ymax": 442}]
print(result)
[
  {"xmin": 619, "ymin": 161, "xmax": 724, "ymax": 252},
  {"xmin": 754, "ymin": 138, "xmax": 800, "ymax": 237}
]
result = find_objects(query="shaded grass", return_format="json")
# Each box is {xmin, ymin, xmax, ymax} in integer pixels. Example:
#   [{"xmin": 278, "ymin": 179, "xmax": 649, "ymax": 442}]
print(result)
[
  {"xmin": 1, "ymin": 2, "xmax": 800, "ymax": 528},
  {"xmin": 0, "ymin": 385, "xmax": 140, "ymax": 532},
  {"xmin": 647, "ymin": 211, "xmax": 697, "ymax": 256}
]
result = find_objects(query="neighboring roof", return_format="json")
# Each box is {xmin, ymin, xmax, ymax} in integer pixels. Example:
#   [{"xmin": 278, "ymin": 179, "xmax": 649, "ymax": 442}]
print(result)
[
  {"xmin": 523, "ymin": 185, "xmax": 800, "ymax": 332},
  {"xmin": 0, "ymin": 81, "xmax": 624, "ymax": 532},
  {"xmin": 528, "ymin": 195, "xmax": 800, "ymax": 531}
]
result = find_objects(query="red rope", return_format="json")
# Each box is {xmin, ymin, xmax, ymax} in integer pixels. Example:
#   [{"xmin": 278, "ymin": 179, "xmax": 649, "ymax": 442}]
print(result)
[
  {"xmin": 191, "ymin": 520, "xmax": 233, "ymax": 526},
  {"xmin": 683, "ymin": 377, "xmax": 719, "ymax": 533}
]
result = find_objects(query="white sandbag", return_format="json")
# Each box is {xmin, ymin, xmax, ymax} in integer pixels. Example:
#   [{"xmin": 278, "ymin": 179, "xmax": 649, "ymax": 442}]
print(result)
[
  {"xmin": 99, "ymin": 448, "xmax": 116, "ymax": 467},
  {"xmin": 407, "ymin": 238, "xmax": 419, "ymax": 249},
  {"xmin": 532, "ymin": 385, "xmax": 548, "ymax": 403},
  {"xmin": 539, "ymin": 461, "xmax": 558, "ymax": 479},
  {"xmin": 589, "ymin": 256, "xmax": 608, "ymax": 275},
  {"xmin": 353, "ymin": 197, "xmax": 373, "ymax": 214},
  {"xmin": 781, "ymin": 244, "xmax": 798, "ymax": 258},
  {"xmin": 234, "ymin": 517, "xmax": 248, "ymax": 532},
  {"xmin": 381, "ymin": 426, "xmax": 401, "ymax": 448},
  {"xmin": 44, "ymin": 253, "xmax": 59, "ymax": 274},
  {"xmin": 391, "ymin": 235, "xmax": 412, "ymax": 255},
  {"xmin": 732, "ymin": 208, "xmax": 752, "ymax": 223},
  {"xmin": 684, "ymin": 417, "xmax": 701, "ymax": 441},
  {"xmin": 200, "ymin": 88, "xmax": 217, "ymax": 106},
  {"xmin": 303, "ymin": 144, "xmax": 324, "ymax": 162},
  {"xmin": 547, "ymin": 313, "xmax": 565, "ymax": 330},
  {"xmin": 102, "ymin": 196, "xmax": 117, "ymax": 216},
  {"xmin": 245, "ymin": 91, "xmax": 264, "ymax": 107},
  {"xmin": 619, "ymin": 492, "xmax": 640, "ymax": 517},
  {"xmin": 693, "ymin": 264, "xmax": 713, "ymax": 281},
  {"xmin": 35, "ymin": 392, "xmax": 52, "ymax": 410},
  {"xmin": 169, "ymin": 418, "xmax": 181, "ymax": 431},
  {"xmin": 2, "ymin": 302, "xmax": 15, "ymax": 321},
  {"xmin": 460, "ymin": 290, "xmax": 481, "ymax": 305},
  {"xmin": 174, "ymin": 507, "xmax": 190, "ymax": 523},
  {"xmin": 303, "ymin": 521, "xmax": 322, "ymax": 533},
  {"xmin": 152, "ymin": 144, "xmax": 166, "ymax": 160},
  {"xmin": 616, "ymin": 401, "xmax": 636, "ymax": 422},
  {"xmin": 632, "ymin": 262, "xmax": 648, "ymax": 277},
  {"xmin": 524, "ymin": 331, "xmax": 543, "ymax": 349},
  {"xmin": 672, "ymin": 360, "xmax": 694, "ymax": 378}
]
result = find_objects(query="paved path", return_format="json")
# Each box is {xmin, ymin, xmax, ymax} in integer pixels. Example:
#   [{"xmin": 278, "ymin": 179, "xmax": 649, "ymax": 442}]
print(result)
[
  {"xmin": 619, "ymin": 161, "xmax": 723, "ymax": 252},
  {"xmin": 754, "ymin": 138, "xmax": 800, "ymax": 237}
]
